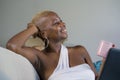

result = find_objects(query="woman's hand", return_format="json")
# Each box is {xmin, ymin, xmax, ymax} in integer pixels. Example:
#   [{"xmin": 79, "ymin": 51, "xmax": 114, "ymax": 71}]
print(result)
[{"xmin": 27, "ymin": 23, "xmax": 40, "ymax": 38}]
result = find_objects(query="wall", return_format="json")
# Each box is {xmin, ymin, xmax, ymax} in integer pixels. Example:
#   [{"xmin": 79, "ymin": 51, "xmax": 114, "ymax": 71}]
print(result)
[{"xmin": 0, "ymin": 0, "xmax": 120, "ymax": 61}]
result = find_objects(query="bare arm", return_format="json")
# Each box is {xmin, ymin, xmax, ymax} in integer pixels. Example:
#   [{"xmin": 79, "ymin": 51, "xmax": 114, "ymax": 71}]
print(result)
[
  {"xmin": 97, "ymin": 58, "xmax": 106, "ymax": 80},
  {"xmin": 6, "ymin": 23, "xmax": 39, "ymax": 65},
  {"xmin": 81, "ymin": 46, "xmax": 98, "ymax": 79}
]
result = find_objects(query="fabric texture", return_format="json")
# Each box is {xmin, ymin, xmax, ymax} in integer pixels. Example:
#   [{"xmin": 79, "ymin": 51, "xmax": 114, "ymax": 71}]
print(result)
[
  {"xmin": 0, "ymin": 47, "xmax": 40, "ymax": 80},
  {"xmin": 93, "ymin": 60, "xmax": 102, "ymax": 72},
  {"xmin": 48, "ymin": 45, "xmax": 95, "ymax": 80}
]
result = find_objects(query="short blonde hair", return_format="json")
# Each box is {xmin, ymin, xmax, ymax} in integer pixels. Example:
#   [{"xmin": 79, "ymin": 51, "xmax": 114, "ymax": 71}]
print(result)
[{"xmin": 31, "ymin": 10, "xmax": 57, "ymax": 26}]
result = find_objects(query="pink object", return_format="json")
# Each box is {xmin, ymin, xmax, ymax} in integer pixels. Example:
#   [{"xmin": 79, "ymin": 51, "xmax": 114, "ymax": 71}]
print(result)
[{"xmin": 97, "ymin": 40, "xmax": 114, "ymax": 58}]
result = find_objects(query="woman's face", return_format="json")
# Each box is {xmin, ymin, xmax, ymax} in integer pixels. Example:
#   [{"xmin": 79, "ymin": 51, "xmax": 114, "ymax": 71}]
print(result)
[{"xmin": 43, "ymin": 13, "xmax": 68, "ymax": 42}]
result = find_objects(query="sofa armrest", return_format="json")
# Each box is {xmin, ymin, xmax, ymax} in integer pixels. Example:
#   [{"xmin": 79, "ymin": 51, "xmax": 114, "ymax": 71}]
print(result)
[{"xmin": 0, "ymin": 47, "xmax": 40, "ymax": 80}]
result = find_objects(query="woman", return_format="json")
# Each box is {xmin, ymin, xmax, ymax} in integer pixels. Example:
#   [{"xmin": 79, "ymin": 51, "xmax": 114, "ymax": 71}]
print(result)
[{"xmin": 6, "ymin": 10, "xmax": 97, "ymax": 80}]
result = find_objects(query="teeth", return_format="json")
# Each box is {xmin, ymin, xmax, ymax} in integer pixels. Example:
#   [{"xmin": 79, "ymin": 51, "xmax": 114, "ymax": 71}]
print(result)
[
  {"xmin": 64, "ymin": 29, "xmax": 67, "ymax": 31},
  {"xmin": 62, "ymin": 29, "xmax": 67, "ymax": 32}
]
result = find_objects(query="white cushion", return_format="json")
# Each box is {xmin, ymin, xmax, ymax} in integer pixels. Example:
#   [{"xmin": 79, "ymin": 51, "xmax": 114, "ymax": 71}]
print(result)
[{"xmin": 0, "ymin": 47, "xmax": 40, "ymax": 80}]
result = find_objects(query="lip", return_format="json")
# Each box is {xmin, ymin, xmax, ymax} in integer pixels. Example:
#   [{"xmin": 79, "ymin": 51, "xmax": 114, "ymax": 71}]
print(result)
[{"xmin": 61, "ymin": 29, "xmax": 67, "ymax": 33}]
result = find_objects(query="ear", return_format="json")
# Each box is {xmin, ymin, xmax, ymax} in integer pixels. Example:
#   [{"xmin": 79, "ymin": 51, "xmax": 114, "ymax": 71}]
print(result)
[{"xmin": 40, "ymin": 31, "xmax": 47, "ymax": 39}]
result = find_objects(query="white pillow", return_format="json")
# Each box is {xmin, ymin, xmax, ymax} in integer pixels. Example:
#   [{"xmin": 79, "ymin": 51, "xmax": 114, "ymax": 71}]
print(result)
[{"xmin": 0, "ymin": 47, "xmax": 40, "ymax": 80}]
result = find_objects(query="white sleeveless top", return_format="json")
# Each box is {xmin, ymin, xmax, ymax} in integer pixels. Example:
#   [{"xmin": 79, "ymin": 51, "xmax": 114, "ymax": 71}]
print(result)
[{"xmin": 48, "ymin": 45, "xmax": 95, "ymax": 80}]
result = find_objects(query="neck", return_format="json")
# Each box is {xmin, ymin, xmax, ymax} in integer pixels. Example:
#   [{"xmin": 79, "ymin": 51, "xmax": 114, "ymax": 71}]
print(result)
[{"xmin": 45, "ymin": 41, "xmax": 62, "ymax": 53}]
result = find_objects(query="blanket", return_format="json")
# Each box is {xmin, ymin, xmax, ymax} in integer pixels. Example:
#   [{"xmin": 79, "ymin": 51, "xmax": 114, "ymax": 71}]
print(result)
[{"xmin": 48, "ymin": 45, "xmax": 95, "ymax": 80}]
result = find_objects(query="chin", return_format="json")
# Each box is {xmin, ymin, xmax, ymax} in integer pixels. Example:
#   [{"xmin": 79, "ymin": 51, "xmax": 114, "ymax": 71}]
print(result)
[
  {"xmin": 62, "ymin": 36, "xmax": 68, "ymax": 40},
  {"xmin": 59, "ymin": 34, "xmax": 68, "ymax": 41}
]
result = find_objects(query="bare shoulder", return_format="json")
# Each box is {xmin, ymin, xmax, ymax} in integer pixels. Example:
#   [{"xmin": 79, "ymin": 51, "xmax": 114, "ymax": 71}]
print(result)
[
  {"xmin": 67, "ymin": 45, "xmax": 86, "ymax": 51},
  {"xmin": 66, "ymin": 45, "xmax": 88, "ymax": 57}
]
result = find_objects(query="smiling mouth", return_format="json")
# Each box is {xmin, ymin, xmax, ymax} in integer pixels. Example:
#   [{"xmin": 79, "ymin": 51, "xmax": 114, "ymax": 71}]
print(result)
[
  {"xmin": 61, "ymin": 29, "xmax": 67, "ymax": 32},
  {"xmin": 61, "ymin": 29, "xmax": 67, "ymax": 33}
]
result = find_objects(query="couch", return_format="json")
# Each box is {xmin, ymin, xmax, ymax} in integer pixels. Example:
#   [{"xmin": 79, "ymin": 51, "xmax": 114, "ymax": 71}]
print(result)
[{"xmin": 0, "ymin": 47, "xmax": 40, "ymax": 80}]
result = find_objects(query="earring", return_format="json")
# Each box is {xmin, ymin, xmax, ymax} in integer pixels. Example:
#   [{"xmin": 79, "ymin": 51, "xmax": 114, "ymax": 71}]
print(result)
[{"xmin": 44, "ymin": 37, "xmax": 49, "ymax": 48}]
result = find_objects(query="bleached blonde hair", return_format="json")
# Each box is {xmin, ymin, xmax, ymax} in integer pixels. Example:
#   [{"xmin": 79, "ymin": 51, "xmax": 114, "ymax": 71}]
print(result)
[{"xmin": 31, "ymin": 10, "xmax": 57, "ymax": 27}]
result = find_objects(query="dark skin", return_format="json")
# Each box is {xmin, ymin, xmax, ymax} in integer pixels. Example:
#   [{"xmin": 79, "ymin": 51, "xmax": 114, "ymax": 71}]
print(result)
[{"xmin": 6, "ymin": 11, "xmax": 97, "ymax": 80}]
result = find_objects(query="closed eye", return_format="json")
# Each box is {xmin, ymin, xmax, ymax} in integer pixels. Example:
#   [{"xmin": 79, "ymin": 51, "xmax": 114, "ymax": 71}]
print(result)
[{"xmin": 53, "ymin": 20, "xmax": 62, "ymax": 26}]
